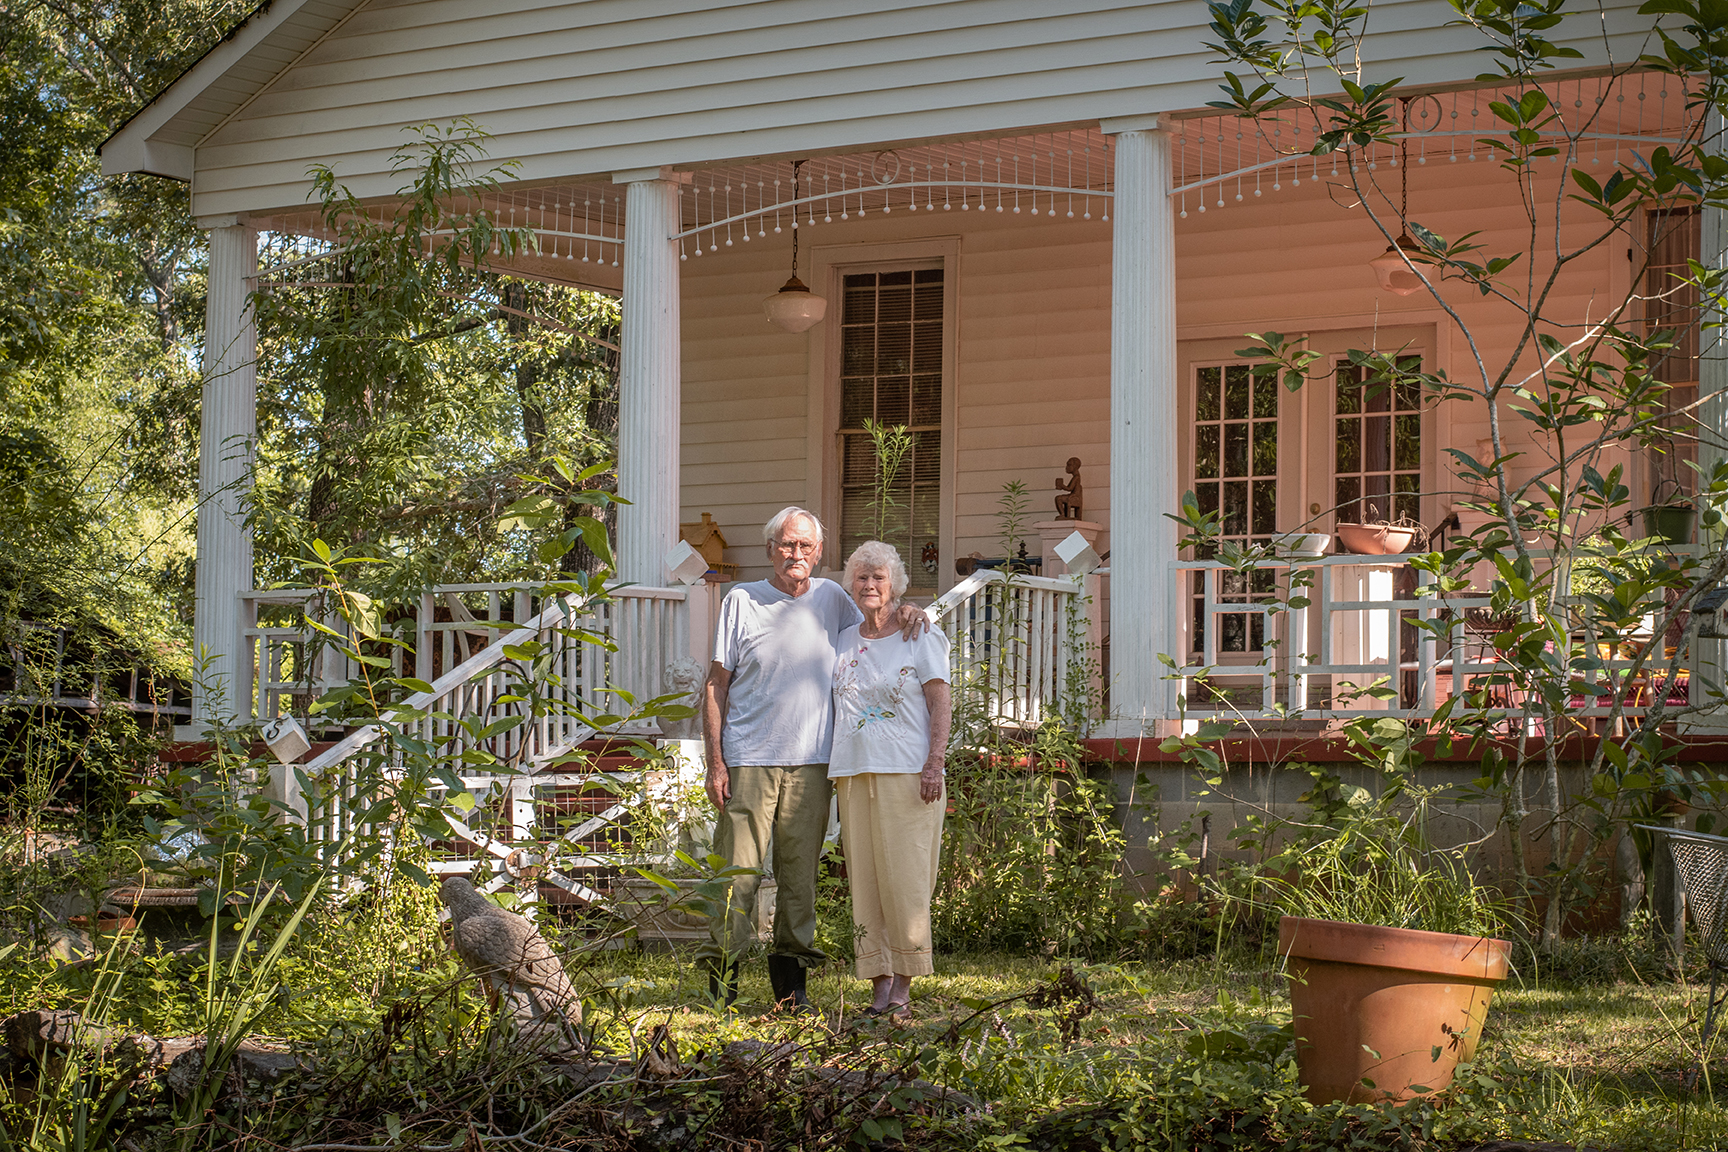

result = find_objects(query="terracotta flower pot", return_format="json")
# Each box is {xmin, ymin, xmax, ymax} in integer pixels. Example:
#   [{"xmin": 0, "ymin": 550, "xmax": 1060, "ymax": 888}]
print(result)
[
  {"xmin": 1335, "ymin": 523, "xmax": 1418, "ymax": 556},
  {"xmin": 1279, "ymin": 916, "xmax": 1511, "ymax": 1104}
]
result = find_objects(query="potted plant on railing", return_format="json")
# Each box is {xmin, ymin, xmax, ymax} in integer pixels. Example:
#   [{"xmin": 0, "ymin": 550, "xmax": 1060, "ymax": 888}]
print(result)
[
  {"xmin": 1334, "ymin": 517, "xmax": 1425, "ymax": 557},
  {"xmin": 1243, "ymin": 773, "xmax": 1511, "ymax": 1105}
]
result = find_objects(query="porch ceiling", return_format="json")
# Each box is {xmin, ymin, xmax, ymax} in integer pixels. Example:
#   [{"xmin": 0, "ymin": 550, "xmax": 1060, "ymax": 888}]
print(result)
[{"xmin": 252, "ymin": 71, "xmax": 1702, "ymax": 293}]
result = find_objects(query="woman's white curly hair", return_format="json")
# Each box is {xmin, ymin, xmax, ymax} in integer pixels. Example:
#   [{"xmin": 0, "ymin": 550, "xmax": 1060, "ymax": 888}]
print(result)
[{"xmin": 842, "ymin": 541, "xmax": 909, "ymax": 601}]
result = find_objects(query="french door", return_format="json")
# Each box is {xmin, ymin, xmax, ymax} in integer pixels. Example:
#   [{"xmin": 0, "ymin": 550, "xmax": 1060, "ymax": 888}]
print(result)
[{"xmin": 1179, "ymin": 326, "xmax": 1437, "ymax": 711}]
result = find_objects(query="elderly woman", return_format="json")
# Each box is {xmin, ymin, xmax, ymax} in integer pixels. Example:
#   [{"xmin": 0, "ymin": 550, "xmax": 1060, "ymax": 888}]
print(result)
[{"xmin": 830, "ymin": 541, "xmax": 952, "ymax": 1016}]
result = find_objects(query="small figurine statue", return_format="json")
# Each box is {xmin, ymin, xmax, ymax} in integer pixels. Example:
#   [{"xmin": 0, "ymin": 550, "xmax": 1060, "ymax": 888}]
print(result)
[{"xmin": 1054, "ymin": 457, "xmax": 1084, "ymax": 520}]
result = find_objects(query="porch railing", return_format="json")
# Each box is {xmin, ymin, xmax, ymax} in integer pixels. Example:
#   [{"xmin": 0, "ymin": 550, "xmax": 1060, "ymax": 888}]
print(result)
[
  {"xmin": 242, "ymin": 581, "xmax": 720, "ymax": 730},
  {"xmin": 240, "ymin": 589, "xmax": 382, "ymax": 722},
  {"xmin": 1169, "ymin": 553, "xmax": 1699, "ymax": 724},
  {"xmin": 1, "ymin": 621, "xmax": 192, "ymax": 721},
  {"xmin": 409, "ymin": 582, "xmax": 700, "ymax": 735},
  {"xmin": 927, "ymin": 569, "xmax": 1087, "ymax": 727}
]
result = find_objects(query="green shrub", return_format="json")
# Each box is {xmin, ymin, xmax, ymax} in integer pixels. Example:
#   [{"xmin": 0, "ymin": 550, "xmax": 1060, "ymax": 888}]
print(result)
[{"xmin": 934, "ymin": 722, "xmax": 1148, "ymax": 958}]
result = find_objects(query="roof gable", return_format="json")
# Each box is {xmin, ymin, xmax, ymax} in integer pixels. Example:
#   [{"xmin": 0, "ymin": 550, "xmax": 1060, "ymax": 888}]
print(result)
[{"xmin": 101, "ymin": 0, "xmax": 369, "ymax": 181}]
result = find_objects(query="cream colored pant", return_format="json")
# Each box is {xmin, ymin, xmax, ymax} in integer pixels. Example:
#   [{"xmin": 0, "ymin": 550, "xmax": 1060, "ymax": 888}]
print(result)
[{"xmin": 836, "ymin": 773, "xmax": 945, "ymax": 979}]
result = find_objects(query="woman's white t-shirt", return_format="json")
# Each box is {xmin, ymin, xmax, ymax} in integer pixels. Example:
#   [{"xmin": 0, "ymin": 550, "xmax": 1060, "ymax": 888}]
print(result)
[{"xmin": 828, "ymin": 625, "xmax": 951, "ymax": 779}]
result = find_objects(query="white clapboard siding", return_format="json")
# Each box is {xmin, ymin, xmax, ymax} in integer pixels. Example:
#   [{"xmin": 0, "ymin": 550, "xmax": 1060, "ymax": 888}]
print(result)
[
  {"xmin": 679, "ymin": 230, "xmax": 813, "ymax": 585},
  {"xmin": 956, "ymin": 217, "xmax": 1112, "ymax": 566},
  {"xmin": 104, "ymin": 0, "xmax": 1657, "ymax": 217}
]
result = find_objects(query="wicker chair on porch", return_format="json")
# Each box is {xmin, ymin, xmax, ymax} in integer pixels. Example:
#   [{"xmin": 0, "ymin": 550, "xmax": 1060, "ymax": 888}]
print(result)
[{"xmin": 1639, "ymin": 825, "xmax": 1728, "ymax": 1077}]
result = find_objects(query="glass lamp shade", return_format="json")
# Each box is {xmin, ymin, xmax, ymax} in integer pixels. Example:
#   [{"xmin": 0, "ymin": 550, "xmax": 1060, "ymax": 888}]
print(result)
[
  {"xmin": 1370, "ymin": 234, "xmax": 1426, "ymax": 296},
  {"xmin": 762, "ymin": 276, "xmax": 828, "ymax": 333}
]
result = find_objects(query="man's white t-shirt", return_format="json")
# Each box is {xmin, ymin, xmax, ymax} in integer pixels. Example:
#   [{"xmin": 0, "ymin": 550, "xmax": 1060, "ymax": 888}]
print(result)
[
  {"xmin": 828, "ymin": 626, "xmax": 951, "ymax": 778},
  {"xmin": 713, "ymin": 578, "xmax": 864, "ymax": 766}
]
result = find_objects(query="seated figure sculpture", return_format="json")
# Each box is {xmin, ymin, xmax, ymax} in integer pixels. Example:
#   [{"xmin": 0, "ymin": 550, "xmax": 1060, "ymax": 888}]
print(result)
[{"xmin": 1054, "ymin": 457, "xmax": 1083, "ymax": 520}]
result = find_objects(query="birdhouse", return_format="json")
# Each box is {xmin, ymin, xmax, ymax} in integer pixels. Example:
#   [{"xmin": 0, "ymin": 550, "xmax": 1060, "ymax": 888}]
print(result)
[
  {"xmin": 679, "ymin": 512, "xmax": 738, "ymax": 582},
  {"xmin": 1694, "ymin": 585, "xmax": 1728, "ymax": 639}
]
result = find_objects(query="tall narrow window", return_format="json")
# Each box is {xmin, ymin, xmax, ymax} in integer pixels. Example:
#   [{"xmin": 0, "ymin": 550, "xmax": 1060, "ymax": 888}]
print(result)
[
  {"xmin": 1191, "ymin": 362, "xmax": 1278, "ymax": 653},
  {"xmin": 1647, "ymin": 208, "xmax": 1700, "ymax": 497},
  {"xmin": 1335, "ymin": 358, "xmax": 1422, "ymax": 526},
  {"xmin": 838, "ymin": 268, "xmax": 943, "ymax": 589}
]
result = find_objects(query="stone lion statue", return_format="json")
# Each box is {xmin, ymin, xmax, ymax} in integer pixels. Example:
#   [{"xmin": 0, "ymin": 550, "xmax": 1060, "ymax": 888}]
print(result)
[{"xmin": 659, "ymin": 656, "xmax": 706, "ymax": 739}]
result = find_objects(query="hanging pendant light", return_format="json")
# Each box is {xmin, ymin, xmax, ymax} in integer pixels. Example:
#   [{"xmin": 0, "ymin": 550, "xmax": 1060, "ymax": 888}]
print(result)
[
  {"xmin": 1371, "ymin": 234, "xmax": 1426, "ymax": 295},
  {"xmin": 763, "ymin": 159, "xmax": 828, "ymax": 332},
  {"xmin": 1369, "ymin": 100, "xmax": 1427, "ymax": 297}
]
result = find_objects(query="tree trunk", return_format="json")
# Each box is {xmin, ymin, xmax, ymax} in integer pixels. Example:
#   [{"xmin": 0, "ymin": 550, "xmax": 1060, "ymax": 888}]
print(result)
[
  {"xmin": 563, "ymin": 325, "xmax": 620, "ymax": 576},
  {"xmin": 504, "ymin": 282, "xmax": 547, "ymax": 459}
]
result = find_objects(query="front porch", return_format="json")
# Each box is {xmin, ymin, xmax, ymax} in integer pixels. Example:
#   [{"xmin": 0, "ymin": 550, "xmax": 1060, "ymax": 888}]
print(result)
[{"xmin": 181, "ymin": 71, "xmax": 1711, "ymax": 743}]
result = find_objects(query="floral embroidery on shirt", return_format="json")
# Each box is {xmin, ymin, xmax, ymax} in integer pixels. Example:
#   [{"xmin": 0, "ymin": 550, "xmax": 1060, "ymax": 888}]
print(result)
[{"xmin": 834, "ymin": 642, "xmax": 916, "ymax": 731}]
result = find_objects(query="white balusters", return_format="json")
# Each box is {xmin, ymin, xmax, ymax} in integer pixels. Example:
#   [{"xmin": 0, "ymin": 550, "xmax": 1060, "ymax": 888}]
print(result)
[
  {"xmin": 1167, "ymin": 553, "xmax": 1698, "ymax": 724},
  {"xmin": 926, "ymin": 570, "xmax": 1086, "ymax": 728}
]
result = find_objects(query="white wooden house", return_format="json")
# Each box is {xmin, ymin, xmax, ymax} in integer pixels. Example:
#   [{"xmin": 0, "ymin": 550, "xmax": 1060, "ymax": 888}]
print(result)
[{"xmin": 102, "ymin": 0, "xmax": 1708, "ymax": 767}]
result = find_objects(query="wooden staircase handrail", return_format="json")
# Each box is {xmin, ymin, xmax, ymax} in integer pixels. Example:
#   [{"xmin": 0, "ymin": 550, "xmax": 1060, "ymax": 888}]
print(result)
[
  {"xmin": 925, "ymin": 568, "xmax": 1082, "ymax": 624},
  {"xmin": 300, "ymin": 596, "xmax": 576, "ymax": 775}
]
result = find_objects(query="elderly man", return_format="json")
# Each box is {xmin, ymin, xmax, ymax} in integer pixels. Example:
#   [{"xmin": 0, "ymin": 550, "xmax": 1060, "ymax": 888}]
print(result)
[{"xmin": 697, "ymin": 506, "xmax": 923, "ymax": 1012}]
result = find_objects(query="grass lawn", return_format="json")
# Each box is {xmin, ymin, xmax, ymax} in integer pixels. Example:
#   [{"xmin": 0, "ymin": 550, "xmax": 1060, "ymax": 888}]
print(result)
[{"xmin": 564, "ymin": 945, "xmax": 1728, "ymax": 1149}]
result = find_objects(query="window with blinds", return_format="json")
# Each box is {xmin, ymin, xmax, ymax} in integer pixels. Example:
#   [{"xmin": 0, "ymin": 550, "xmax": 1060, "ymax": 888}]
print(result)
[
  {"xmin": 837, "ymin": 268, "xmax": 944, "ymax": 590},
  {"xmin": 1647, "ymin": 208, "xmax": 1699, "ymax": 497}
]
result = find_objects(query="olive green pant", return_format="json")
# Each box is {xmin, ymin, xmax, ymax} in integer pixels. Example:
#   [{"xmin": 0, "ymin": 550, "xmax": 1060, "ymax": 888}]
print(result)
[{"xmin": 695, "ymin": 763, "xmax": 832, "ymax": 971}]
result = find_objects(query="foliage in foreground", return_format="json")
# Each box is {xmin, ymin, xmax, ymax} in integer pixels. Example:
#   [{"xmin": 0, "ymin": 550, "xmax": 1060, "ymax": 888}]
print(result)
[{"xmin": 5, "ymin": 937, "xmax": 1727, "ymax": 1151}]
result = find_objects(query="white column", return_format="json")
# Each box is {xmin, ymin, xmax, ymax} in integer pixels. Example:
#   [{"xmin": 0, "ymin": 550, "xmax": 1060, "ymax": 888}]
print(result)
[
  {"xmin": 1102, "ymin": 120, "xmax": 1180, "ymax": 728},
  {"xmin": 193, "ymin": 220, "xmax": 259, "ymax": 723},
  {"xmin": 1689, "ymin": 105, "xmax": 1728, "ymax": 730},
  {"xmin": 614, "ymin": 171, "xmax": 683, "ymax": 585}
]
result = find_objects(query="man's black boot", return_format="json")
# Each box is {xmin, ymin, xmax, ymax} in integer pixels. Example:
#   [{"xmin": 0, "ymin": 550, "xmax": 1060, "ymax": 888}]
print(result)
[
  {"xmin": 707, "ymin": 962, "xmax": 739, "ymax": 1011},
  {"xmin": 766, "ymin": 954, "xmax": 813, "ymax": 1014}
]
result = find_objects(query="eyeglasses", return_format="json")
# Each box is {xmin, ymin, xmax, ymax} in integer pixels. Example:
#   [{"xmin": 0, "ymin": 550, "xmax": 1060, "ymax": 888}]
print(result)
[{"xmin": 772, "ymin": 540, "xmax": 820, "ymax": 556}]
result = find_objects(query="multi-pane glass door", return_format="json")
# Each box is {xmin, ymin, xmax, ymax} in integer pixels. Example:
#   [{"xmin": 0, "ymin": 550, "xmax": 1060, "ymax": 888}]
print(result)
[
  {"xmin": 1333, "ymin": 357, "xmax": 1423, "ymax": 528},
  {"xmin": 1183, "ymin": 331, "xmax": 1434, "ymax": 714},
  {"xmin": 1190, "ymin": 361, "xmax": 1279, "ymax": 655},
  {"xmin": 1326, "ymin": 352, "xmax": 1426, "ymax": 709}
]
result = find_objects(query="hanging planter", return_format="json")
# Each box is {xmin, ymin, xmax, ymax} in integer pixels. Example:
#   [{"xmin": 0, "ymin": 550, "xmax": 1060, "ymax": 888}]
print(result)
[
  {"xmin": 1642, "ymin": 504, "xmax": 1696, "ymax": 545},
  {"xmin": 1273, "ymin": 532, "xmax": 1332, "ymax": 559},
  {"xmin": 1279, "ymin": 916, "xmax": 1511, "ymax": 1104},
  {"xmin": 1336, "ymin": 522, "xmax": 1419, "ymax": 556},
  {"xmin": 1641, "ymin": 482, "xmax": 1696, "ymax": 545}
]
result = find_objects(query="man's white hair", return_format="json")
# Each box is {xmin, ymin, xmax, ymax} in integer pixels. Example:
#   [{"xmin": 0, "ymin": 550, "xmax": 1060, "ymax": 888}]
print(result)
[
  {"xmin": 843, "ymin": 541, "xmax": 909, "ymax": 601},
  {"xmin": 763, "ymin": 506, "xmax": 826, "ymax": 546}
]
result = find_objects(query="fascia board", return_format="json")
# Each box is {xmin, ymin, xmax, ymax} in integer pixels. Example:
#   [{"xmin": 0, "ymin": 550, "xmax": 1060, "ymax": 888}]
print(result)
[{"xmin": 100, "ymin": 138, "xmax": 197, "ymax": 181}]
